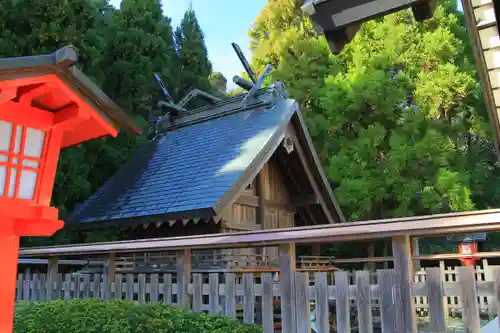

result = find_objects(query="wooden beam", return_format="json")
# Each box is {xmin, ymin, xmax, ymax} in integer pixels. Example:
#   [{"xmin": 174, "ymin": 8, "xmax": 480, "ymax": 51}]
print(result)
[
  {"xmin": 222, "ymin": 221, "xmax": 261, "ymax": 231},
  {"xmin": 392, "ymin": 235, "xmax": 417, "ymax": 333},
  {"xmin": 288, "ymin": 125, "xmax": 336, "ymax": 223},
  {"xmin": 18, "ymin": 209, "xmax": 500, "ymax": 257},
  {"xmin": 256, "ymin": 170, "xmax": 266, "ymax": 227},
  {"xmin": 235, "ymin": 195, "xmax": 259, "ymax": 207}
]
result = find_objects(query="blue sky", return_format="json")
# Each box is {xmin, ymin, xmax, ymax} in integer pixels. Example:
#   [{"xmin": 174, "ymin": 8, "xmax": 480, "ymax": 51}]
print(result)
[{"xmin": 109, "ymin": 0, "xmax": 268, "ymax": 89}]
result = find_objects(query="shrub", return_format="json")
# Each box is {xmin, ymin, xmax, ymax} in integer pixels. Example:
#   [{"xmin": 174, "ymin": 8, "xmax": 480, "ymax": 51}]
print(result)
[{"xmin": 14, "ymin": 299, "xmax": 263, "ymax": 333}]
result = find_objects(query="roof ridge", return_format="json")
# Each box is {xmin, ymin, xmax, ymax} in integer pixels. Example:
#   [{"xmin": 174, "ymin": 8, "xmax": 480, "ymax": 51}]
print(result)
[{"xmin": 153, "ymin": 83, "xmax": 288, "ymax": 134}]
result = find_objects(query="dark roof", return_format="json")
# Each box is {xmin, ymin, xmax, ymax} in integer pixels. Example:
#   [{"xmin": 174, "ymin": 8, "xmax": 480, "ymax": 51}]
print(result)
[
  {"xmin": 70, "ymin": 84, "xmax": 345, "ymax": 226},
  {"xmin": 0, "ymin": 45, "xmax": 142, "ymax": 137},
  {"xmin": 301, "ymin": 0, "xmax": 436, "ymax": 54}
]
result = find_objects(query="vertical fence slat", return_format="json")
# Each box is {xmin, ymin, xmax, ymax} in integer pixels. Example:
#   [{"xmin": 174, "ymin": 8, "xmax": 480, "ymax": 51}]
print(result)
[
  {"xmin": 192, "ymin": 273, "xmax": 203, "ymax": 312},
  {"xmin": 114, "ymin": 274, "xmax": 122, "ymax": 300},
  {"xmin": 356, "ymin": 271, "xmax": 373, "ymax": 333},
  {"xmin": 224, "ymin": 273, "xmax": 236, "ymax": 319},
  {"xmin": 93, "ymin": 273, "xmax": 100, "ymax": 299},
  {"xmin": 22, "ymin": 270, "xmax": 30, "ymax": 301},
  {"xmin": 315, "ymin": 271, "xmax": 330, "ymax": 333},
  {"xmin": 138, "ymin": 274, "xmax": 146, "ymax": 304},
  {"xmin": 243, "ymin": 273, "xmax": 255, "ymax": 324},
  {"xmin": 16, "ymin": 274, "xmax": 23, "ymax": 301},
  {"xmin": 334, "ymin": 271, "xmax": 350, "ymax": 333},
  {"xmin": 150, "ymin": 273, "xmax": 159, "ymax": 303},
  {"xmin": 378, "ymin": 269, "xmax": 397, "ymax": 333},
  {"xmin": 457, "ymin": 266, "xmax": 481, "ymax": 333},
  {"xmin": 126, "ymin": 274, "xmax": 134, "ymax": 301},
  {"xmin": 55, "ymin": 274, "xmax": 63, "ymax": 300},
  {"xmin": 209, "ymin": 273, "xmax": 219, "ymax": 315},
  {"xmin": 31, "ymin": 273, "xmax": 39, "ymax": 301},
  {"xmin": 163, "ymin": 273, "xmax": 172, "ymax": 305},
  {"xmin": 83, "ymin": 274, "xmax": 90, "ymax": 298},
  {"xmin": 39, "ymin": 274, "xmax": 46, "ymax": 301},
  {"xmin": 261, "ymin": 273, "xmax": 274, "ymax": 333},
  {"xmin": 295, "ymin": 272, "xmax": 311, "ymax": 333},
  {"xmin": 63, "ymin": 274, "xmax": 71, "ymax": 300},
  {"xmin": 426, "ymin": 267, "xmax": 446, "ymax": 333}
]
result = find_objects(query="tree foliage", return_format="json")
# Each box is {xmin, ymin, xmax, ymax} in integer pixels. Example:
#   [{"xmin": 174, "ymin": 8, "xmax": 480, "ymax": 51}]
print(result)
[
  {"xmin": 249, "ymin": 0, "xmax": 499, "ymax": 230},
  {"xmin": 0, "ymin": 1, "xmax": 213, "ymax": 246},
  {"xmin": 174, "ymin": 7, "xmax": 213, "ymax": 95}
]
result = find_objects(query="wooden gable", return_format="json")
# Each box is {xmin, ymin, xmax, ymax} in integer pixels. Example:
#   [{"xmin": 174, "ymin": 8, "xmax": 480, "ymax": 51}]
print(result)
[{"xmin": 220, "ymin": 157, "xmax": 295, "ymax": 232}]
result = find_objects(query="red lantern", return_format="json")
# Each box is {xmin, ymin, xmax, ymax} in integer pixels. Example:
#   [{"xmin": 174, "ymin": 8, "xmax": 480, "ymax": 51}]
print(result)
[
  {"xmin": 458, "ymin": 242, "xmax": 478, "ymax": 267},
  {"xmin": 0, "ymin": 46, "xmax": 141, "ymax": 332}
]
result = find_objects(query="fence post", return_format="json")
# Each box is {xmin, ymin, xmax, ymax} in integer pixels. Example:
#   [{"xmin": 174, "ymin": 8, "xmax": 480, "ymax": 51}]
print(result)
[
  {"xmin": 279, "ymin": 242, "xmax": 297, "ymax": 333},
  {"xmin": 176, "ymin": 248, "xmax": 192, "ymax": 309},
  {"xmin": 46, "ymin": 257, "xmax": 58, "ymax": 300},
  {"xmin": 102, "ymin": 253, "xmax": 116, "ymax": 300},
  {"xmin": 392, "ymin": 235, "xmax": 417, "ymax": 333}
]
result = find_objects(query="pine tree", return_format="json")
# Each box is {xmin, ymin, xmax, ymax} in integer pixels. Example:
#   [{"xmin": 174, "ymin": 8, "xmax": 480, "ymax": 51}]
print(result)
[
  {"xmin": 99, "ymin": 0, "xmax": 178, "ymax": 119},
  {"xmin": 174, "ymin": 7, "xmax": 213, "ymax": 96}
]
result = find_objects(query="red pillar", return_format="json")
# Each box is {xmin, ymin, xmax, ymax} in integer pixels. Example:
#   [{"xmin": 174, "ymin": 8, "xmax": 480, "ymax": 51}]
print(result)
[{"xmin": 0, "ymin": 232, "xmax": 19, "ymax": 333}]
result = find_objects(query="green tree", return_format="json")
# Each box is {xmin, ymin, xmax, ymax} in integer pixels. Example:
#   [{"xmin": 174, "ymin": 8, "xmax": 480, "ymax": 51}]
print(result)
[
  {"xmin": 99, "ymin": 0, "xmax": 178, "ymax": 119},
  {"xmin": 249, "ymin": 0, "xmax": 498, "ymax": 225},
  {"xmin": 209, "ymin": 71, "xmax": 227, "ymax": 92},
  {"xmin": 174, "ymin": 7, "xmax": 213, "ymax": 96}
]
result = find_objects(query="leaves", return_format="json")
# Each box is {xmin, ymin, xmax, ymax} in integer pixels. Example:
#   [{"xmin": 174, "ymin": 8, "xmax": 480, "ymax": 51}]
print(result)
[
  {"xmin": 14, "ymin": 299, "xmax": 262, "ymax": 333},
  {"xmin": 250, "ymin": 0, "xmax": 499, "ymax": 223}
]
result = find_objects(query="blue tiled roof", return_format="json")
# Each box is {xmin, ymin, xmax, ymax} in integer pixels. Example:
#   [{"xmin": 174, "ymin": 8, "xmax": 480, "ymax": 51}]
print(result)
[{"xmin": 71, "ymin": 98, "xmax": 296, "ymax": 224}]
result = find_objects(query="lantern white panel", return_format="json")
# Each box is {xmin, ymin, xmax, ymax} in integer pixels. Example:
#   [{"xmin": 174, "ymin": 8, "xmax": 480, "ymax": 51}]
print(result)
[
  {"xmin": 13, "ymin": 126, "xmax": 22, "ymax": 154},
  {"xmin": 489, "ymin": 69, "xmax": 500, "ymax": 88},
  {"xmin": 484, "ymin": 48, "xmax": 500, "ymax": 69},
  {"xmin": 0, "ymin": 166, "xmax": 6, "ymax": 196},
  {"xmin": 479, "ymin": 26, "xmax": 500, "ymax": 49},
  {"xmin": 0, "ymin": 155, "xmax": 7, "ymax": 163},
  {"xmin": 493, "ymin": 87, "xmax": 500, "ymax": 107},
  {"xmin": 22, "ymin": 160, "xmax": 39, "ymax": 168},
  {"xmin": 472, "ymin": 0, "xmax": 493, "ymax": 7},
  {"xmin": 18, "ymin": 169, "xmax": 37, "ymax": 200},
  {"xmin": 23, "ymin": 128, "xmax": 45, "ymax": 158},
  {"xmin": 7, "ymin": 168, "xmax": 16, "ymax": 197},
  {"xmin": 474, "ymin": 4, "xmax": 497, "ymax": 26},
  {"xmin": 0, "ymin": 121, "xmax": 12, "ymax": 152}
]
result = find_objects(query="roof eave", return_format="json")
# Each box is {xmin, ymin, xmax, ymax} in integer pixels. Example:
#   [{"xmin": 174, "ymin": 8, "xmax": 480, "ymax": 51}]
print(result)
[
  {"xmin": 68, "ymin": 207, "xmax": 217, "ymax": 230},
  {"xmin": 291, "ymin": 109, "xmax": 346, "ymax": 223},
  {"xmin": 0, "ymin": 45, "xmax": 143, "ymax": 136}
]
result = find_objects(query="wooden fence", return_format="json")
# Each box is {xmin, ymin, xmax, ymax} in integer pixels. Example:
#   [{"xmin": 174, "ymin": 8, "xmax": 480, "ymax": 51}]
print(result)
[{"xmin": 15, "ymin": 266, "xmax": 500, "ymax": 333}]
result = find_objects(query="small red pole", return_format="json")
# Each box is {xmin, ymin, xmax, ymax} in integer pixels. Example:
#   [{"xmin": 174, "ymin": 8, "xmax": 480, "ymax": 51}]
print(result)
[{"xmin": 0, "ymin": 232, "xmax": 20, "ymax": 333}]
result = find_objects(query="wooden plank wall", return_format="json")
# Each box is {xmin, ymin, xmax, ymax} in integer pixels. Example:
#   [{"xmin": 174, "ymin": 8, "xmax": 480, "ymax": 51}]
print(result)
[
  {"xmin": 16, "ymin": 266, "xmax": 500, "ymax": 333},
  {"xmin": 220, "ymin": 159, "xmax": 296, "ymax": 263}
]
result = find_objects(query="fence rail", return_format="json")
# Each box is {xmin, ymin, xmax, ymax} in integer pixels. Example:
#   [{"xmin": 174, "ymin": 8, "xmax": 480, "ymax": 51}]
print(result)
[{"xmin": 16, "ymin": 266, "xmax": 500, "ymax": 333}]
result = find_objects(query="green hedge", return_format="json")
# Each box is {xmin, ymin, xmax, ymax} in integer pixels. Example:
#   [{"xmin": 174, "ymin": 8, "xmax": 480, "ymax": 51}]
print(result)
[{"xmin": 14, "ymin": 299, "xmax": 263, "ymax": 333}]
